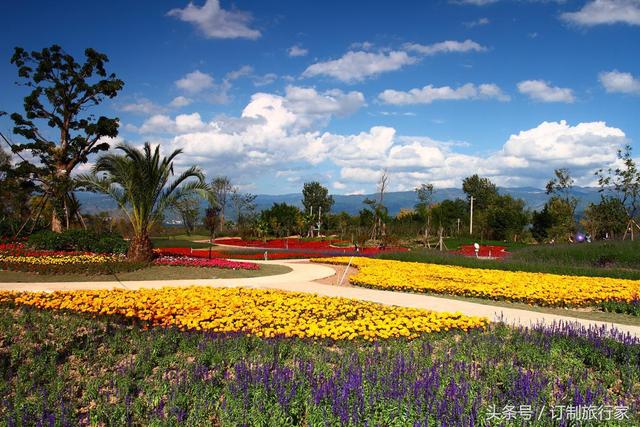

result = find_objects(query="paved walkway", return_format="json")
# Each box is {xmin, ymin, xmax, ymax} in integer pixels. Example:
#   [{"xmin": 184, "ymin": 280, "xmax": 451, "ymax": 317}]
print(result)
[{"xmin": 2, "ymin": 260, "xmax": 639, "ymax": 338}]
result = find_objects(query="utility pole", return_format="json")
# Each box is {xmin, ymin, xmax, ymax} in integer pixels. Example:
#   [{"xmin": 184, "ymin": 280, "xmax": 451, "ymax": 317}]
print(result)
[{"xmin": 469, "ymin": 196, "xmax": 474, "ymax": 235}]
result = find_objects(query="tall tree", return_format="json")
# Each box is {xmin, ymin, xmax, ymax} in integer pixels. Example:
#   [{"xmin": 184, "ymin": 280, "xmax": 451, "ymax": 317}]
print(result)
[
  {"xmin": 302, "ymin": 181, "xmax": 334, "ymax": 216},
  {"xmin": 0, "ymin": 146, "xmax": 36, "ymax": 236},
  {"xmin": 415, "ymin": 183, "xmax": 434, "ymax": 246},
  {"xmin": 175, "ymin": 197, "xmax": 200, "ymax": 235},
  {"xmin": 302, "ymin": 181, "xmax": 334, "ymax": 236},
  {"xmin": 596, "ymin": 145, "xmax": 640, "ymax": 220},
  {"xmin": 486, "ymin": 194, "xmax": 529, "ymax": 241},
  {"xmin": 545, "ymin": 168, "xmax": 578, "ymax": 242},
  {"xmin": 77, "ymin": 143, "xmax": 208, "ymax": 261},
  {"xmin": 260, "ymin": 203, "xmax": 303, "ymax": 237},
  {"xmin": 210, "ymin": 176, "xmax": 233, "ymax": 229},
  {"xmin": 462, "ymin": 174, "xmax": 498, "ymax": 211},
  {"xmin": 6, "ymin": 45, "xmax": 124, "ymax": 232}
]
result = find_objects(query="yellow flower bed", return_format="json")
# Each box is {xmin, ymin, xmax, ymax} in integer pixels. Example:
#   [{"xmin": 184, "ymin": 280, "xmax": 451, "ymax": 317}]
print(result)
[
  {"xmin": 0, "ymin": 287, "xmax": 487, "ymax": 340},
  {"xmin": 0, "ymin": 254, "xmax": 115, "ymax": 265},
  {"xmin": 313, "ymin": 257, "xmax": 640, "ymax": 307}
]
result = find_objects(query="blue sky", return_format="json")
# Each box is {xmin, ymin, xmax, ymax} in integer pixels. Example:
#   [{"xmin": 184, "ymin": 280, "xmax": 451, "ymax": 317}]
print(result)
[{"xmin": 1, "ymin": 0, "xmax": 639, "ymax": 194}]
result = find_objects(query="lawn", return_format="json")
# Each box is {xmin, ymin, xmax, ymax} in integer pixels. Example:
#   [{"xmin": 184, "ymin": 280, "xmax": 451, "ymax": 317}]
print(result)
[
  {"xmin": 0, "ymin": 264, "xmax": 291, "ymax": 282},
  {"xmin": 1, "ymin": 304, "xmax": 637, "ymax": 426},
  {"xmin": 378, "ymin": 240, "xmax": 640, "ymax": 280}
]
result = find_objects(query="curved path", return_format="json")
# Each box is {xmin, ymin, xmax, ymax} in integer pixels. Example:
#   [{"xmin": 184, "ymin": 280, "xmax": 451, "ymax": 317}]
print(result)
[{"xmin": 2, "ymin": 259, "xmax": 639, "ymax": 338}]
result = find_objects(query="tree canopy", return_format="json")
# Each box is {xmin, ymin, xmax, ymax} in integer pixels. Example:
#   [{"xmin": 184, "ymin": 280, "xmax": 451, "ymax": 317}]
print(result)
[{"xmin": 6, "ymin": 45, "xmax": 124, "ymax": 231}]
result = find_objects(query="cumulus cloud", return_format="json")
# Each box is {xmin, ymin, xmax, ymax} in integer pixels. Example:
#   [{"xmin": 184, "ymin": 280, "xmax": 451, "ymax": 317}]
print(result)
[
  {"xmin": 167, "ymin": 0, "xmax": 261, "ymax": 39},
  {"xmin": 599, "ymin": 70, "xmax": 640, "ymax": 94},
  {"xmin": 253, "ymin": 73, "xmax": 278, "ymax": 86},
  {"xmin": 129, "ymin": 84, "xmax": 627, "ymax": 193},
  {"xmin": 169, "ymin": 96, "xmax": 192, "ymax": 108},
  {"xmin": 517, "ymin": 80, "xmax": 575, "ymax": 103},
  {"xmin": 287, "ymin": 45, "xmax": 308, "ymax": 57},
  {"xmin": 302, "ymin": 50, "xmax": 417, "ymax": 83},
  {"xmin": 175, "ymin": 70, "xmax": 215, "ymax": 93},
  {"xmin": 378, "ymin": 83, "xmax": 509, "ymax": 105},
  {"xmin": 119, "ymin": 98, "xmax": 165, "ymax": 115},
  {"xmin": 403, "ymin": 39, "xmax": 487, "ymax": 55},
  {"xmin": 561, "ymin": 0, "xmax": 640, "ymax": 26}
]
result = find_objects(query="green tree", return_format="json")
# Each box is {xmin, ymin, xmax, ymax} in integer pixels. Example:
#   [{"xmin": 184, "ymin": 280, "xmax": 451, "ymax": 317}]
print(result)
[
  {"xmin": 531, "ymin": 206, "xmax": 553, "ymax": 242},
  {"xmin": 545, "ymin": 169, "xmax": 578, "ymax": 242},
  {"xmin": 6, "ymin": 45, "xmax": 124, "ymax": 232},
  {"xmin": 175, "ymin": 197, "xmax": 200, "ymax": 235},
  {"xmin": 260, "ymin": 203, "xmax": 303, "ymax": 237},
  {"xmin": 77, "ymin": 143, "xmax": 208, "ymax": 261},
  {"xmin": 546, "ymin": 196, "xmax": 577, "ymax": 242},
  {"xmin": 302, "ymin": 181, "xmax": 334, "ymax": 216},
  {"xmin": 581, "ymin": 198, "xmax": 628, "ymax": 240},
  {"xmin": 0, "ymin": 146, "xmax": 37, "ymax": 236},
  {"xmin": 596, "ymin": 145, "xmax": 640, "ymax": 220},
  {"xmin": 462, "ymin": 174, "xmax": 498, "ymax": 211},
  {"xmin": 210, "ymin": 176, "xmax": 233, "ymax": 229},
  {"xmin": 431, "ymin": 199, "xmax": 468, "ymax": 235},
  {"xmin": 415, "ymin": 183, "xmax": 435, "ymax": 245},
  {"xmin": 486, "ymin": 194, "xmax": 529, "ymax": 241}
]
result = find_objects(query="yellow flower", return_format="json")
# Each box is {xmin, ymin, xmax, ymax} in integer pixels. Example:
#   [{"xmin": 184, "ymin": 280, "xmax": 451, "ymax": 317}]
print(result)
[{"xmin": 312, "ymin": 257, "xmax": 640, "ymax": 307}]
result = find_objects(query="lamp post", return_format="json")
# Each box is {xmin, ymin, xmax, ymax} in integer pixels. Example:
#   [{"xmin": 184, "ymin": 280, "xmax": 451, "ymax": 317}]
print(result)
[{"xmin": 469, "ymin": 196, "xmax": 474, "ymax": 235}]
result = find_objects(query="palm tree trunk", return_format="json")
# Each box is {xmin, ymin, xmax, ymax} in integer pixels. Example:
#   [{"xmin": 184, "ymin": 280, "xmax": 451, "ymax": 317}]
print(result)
[{"xmin": 127, "ymin": 233, "xmax": 154, "ymax": 262}]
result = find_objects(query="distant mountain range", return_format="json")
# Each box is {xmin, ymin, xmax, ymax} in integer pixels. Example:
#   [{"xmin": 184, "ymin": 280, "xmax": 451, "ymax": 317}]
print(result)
[{"xmin": 76, "ymin": 186, "xmax": 606, "ymax": 220}]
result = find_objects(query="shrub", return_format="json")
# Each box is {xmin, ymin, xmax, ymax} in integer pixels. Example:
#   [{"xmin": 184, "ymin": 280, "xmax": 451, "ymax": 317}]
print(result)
[{"xmin": 28, "ymin": 230, "xmax": 128, "ymax": 254}]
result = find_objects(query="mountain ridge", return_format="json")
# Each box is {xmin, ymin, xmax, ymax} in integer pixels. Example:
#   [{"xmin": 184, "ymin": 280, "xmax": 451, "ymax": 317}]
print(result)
[{"xmin": 76, "ymin": 186, "xmax": 605, "ymax": 219}]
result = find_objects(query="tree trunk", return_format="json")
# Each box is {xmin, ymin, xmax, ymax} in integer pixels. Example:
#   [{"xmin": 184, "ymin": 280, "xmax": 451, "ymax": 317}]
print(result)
[
  {"xmin": 51, "ymin": 209, "xmax": 63, "ymax": 233},
  {"xmin": 127, "ymin": 233, "xmax": 154, "ymax": 262}
]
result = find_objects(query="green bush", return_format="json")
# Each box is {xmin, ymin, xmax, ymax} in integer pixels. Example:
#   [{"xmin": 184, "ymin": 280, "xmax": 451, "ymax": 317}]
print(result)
[{"xmin": 28, "ymin": 229, "xmax": 128, "ymax": 254}]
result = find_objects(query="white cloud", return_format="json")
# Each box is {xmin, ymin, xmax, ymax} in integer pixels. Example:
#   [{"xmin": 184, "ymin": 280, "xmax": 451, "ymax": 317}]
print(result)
[
  {"xmin": 463, "ymin": 17, "xmax": 490, "ymax": 27},
  {"xmin": 302, "ymin": 50, "xmax": 417, "ymax": 83},
  {"xmin": 225, "ymin": 65, "xmax": 253, "ymax": 80},
  {"xmin": 119, "ymin": 98, "xmax": 164, "ymax": 115},
  {"xmin": 378, "ymin": 83, "xmax": 509, "ymax": 105},
  {"xmin": 139, "ymin": 113, "xmax": 206, "ymax": 134},
  {"xmin": 175, "ymin": 70, "xmax": 215, "ymax": 93},
  {"xmin": 349, "ymin": 41, "xmax": 375, "ymax": 50},
  {"xmin": 599, "ymin": 70, "xmax": 640, "ymax": 94},
  {"xmin": 169, "ymin": 96, "xmax": 192, "ymax": 108},
  {"xmin": 253, "ymin": 73, "xmax": 278, "ymax": 86},
  {"xmin": 167, "ymin": 0, "xmax": 261, "ymax": 39},
  {"xmin": 287, "ymin": 45, "xmax": 308, "ymax": 57},
  {"xmin": 283, "ymin": 86, "xmax": 365, "ymax": 128},
  {"xmin": 403, "ymin": 39, "xmax": 487, "ymax": 55},
  {"xmin": 517, "ymin": 80, "xmax": 575, "ymax": 103},
  {"xmin": 562, "ymin": 0, "xmax": 640, "ymax": 26},
  {"xmin": 128, "ymin": 85, "xmax": 628, "ymax": 193},
  {"xmin": 454, "ymin": 0, "xmax": 499, "ymax": 4}
]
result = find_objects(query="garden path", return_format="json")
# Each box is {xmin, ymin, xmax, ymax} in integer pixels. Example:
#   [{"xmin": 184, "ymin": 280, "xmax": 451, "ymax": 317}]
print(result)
[{"xmin": 2, "ymin": 259, "xmax": 639, "ymax": 338}]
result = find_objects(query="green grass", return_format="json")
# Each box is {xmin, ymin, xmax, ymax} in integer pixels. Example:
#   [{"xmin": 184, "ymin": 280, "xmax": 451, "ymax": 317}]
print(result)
[
  {"xmin": 378, "ymin": 241, "xmax": 640, "ymax": 280},
  {"xmin": 509, "ymin": 239, "xmax": 640, "ymax": 269},
  {"xmin": 1, "ymin": 306, "xmax": 637, "ymax": 426},
  {"xmin": 0, "ymin": 264, "xmax": 291, "ymax": 282}
]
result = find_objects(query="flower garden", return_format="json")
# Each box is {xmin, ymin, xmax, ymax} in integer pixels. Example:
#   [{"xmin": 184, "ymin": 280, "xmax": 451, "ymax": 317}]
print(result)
[{"xmin": 316, "ymin": 257, "xmax": 640, "ymax": 308}]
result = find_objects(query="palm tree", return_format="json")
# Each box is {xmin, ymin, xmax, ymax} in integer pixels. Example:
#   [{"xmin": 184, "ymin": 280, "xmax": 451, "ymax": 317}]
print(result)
[{"xmin": 77, "ymin": 143, "xmax": 210, "ymax": 262}]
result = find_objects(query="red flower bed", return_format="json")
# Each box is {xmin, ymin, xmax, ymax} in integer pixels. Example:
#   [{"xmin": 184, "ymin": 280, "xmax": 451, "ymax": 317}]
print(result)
[
  {"xmin": 214, "ymin": 237, "xmax": 349, "ymax": 250},
  {"xmin": 156, "ymin": 245, "xmax": 406, "ymax": 260},
  {"xmin": 0, "ymin": 243, "xmax": 92, "ymax": 257},
  {"xmin": 451, "ymin": 244, "xmax": 509, "ymax": 258},
  {"xmin": 153, "ymin": 256, "xmax": 259, "ymax": 270}
]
